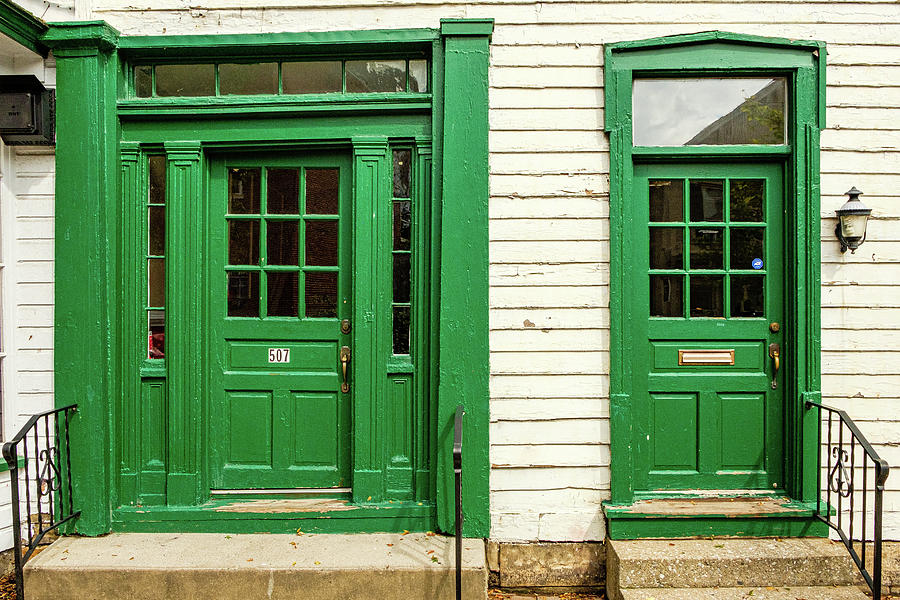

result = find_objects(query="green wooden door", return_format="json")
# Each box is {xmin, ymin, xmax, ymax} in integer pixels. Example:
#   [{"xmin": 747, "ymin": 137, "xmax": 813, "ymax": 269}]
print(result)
[
  {"xmin": 633, "ymin": 162, "xmax": 785, "ymax": 492},
  {"xmin": 208, "ymin": 152, "xmax": 353, "ymax": 490}
]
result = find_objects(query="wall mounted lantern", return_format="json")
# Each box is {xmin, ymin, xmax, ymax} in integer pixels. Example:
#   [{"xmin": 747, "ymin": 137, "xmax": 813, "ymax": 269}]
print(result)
[{"xmin": 835, "ymin": 187, "xmax": 872, "ymax": 254}]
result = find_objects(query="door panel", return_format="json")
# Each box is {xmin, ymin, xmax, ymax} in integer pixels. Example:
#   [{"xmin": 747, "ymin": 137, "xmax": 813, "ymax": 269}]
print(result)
[
  {"xmin": 634, "ymin": 162, "xmax": 784, "ymax": 492},
  {"xmin": 209, "ymin": 153, "xmax": 353, "ymax": 491}
]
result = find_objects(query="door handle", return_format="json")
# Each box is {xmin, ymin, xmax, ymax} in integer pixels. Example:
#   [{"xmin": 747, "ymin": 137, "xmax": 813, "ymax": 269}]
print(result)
[
  {"xmin": 768, "ymin": 342, "xmax": 780, "ymax": 390},
  {"xmin": 340, "ymin": 346, "xmax": 351, "ymax": 393}
]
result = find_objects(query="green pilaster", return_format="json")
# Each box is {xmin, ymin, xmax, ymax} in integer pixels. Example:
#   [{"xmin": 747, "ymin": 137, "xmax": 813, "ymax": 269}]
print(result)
[
  {"xmin": 437, "ymin": 18, "xmax": 492, "ymax": 537},
  {"xmin": 164, "ymin": 142, "xmax": 204, "ymax": 505},
  {"xmin": 44, "ymin": 21, "xmax": 121, "ymax": 535}
]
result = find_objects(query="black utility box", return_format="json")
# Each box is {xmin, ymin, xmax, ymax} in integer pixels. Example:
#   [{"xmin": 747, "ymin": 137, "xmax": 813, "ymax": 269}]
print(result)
[{"xmin": 0, "ymin": 75, "xmax": 54, "ymax": 145}]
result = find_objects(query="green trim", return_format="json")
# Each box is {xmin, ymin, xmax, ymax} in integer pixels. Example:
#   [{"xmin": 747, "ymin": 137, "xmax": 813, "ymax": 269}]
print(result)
[
  {"xmin": 440, "ymin": 18, "xmax": 494, "ymax": 37},
  {"xmin": 604, "ymin": 31, "xmax": 825, "ymax": 525},
  {"xmin": 606, "ymin": 514, "xmax": 828, "ymax": 539},
  {"xmin": 0, "ymin": 0, "xmax": 48, "ymax": 56},
  {"xmin": 0, "ymin": 456, "xmax": 27, "ymax": 473},
  {"xmin": 42, "ymin": 21, "xmax": 119, "ymax": 53}
]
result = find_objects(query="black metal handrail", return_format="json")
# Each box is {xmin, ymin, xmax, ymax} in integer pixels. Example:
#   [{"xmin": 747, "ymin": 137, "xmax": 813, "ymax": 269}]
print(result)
[
  {"xmin": 807, "ymin": 400, "xmax": 890, "ymax": 600},
  {"xmin": 2, "ymin": 404, "xmax": 80, "ymax": 600},
  {"xmin": 453, "ymin": 404, "xmax": 464, "ymax": 600}
]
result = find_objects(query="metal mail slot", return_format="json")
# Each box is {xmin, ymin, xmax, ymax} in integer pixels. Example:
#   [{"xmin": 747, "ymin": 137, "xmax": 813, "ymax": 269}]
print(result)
[{"xmin": 678, "ymin": 349, "xmax": 735, "ymax": 366}]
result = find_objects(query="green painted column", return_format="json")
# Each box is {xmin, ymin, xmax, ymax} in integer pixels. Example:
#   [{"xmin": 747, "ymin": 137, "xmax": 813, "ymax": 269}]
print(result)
[
  {"xmin": 164, "ymin": 142, "xmax": 204, "ymax": 505},
  {"xmin": 438, "ymin": 18, "xmax": 493, "ymax": 538},
  {"xmin": 43, "ymin": 21, "xmax": 121, "ymax": 535}
]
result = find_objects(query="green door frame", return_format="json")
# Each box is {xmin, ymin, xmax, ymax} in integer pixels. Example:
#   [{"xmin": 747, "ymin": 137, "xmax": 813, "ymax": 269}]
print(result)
[
  {"xmin": 44, "ymin": 18, "xmax": 492, "ymax": 538},
  {"xmin": 0, "ymin": 0, "xmax": 48, "ymax": 56},
  {"xmin": 604, "ymin": 32, "xmax": 827, "ymax": 517}
]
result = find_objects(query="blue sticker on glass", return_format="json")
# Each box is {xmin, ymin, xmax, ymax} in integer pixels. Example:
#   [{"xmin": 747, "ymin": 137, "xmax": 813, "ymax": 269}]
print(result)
[{"xmin": 751, "ymin": 258, "xmax": 763, "ymax": 270}]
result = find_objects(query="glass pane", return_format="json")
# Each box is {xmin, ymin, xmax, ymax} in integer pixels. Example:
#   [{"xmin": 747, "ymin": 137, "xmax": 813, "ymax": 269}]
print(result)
[
  {"xmin": 219, "ymin": 62, "xmax": 278, "ymax": 95},
  {"xmin": 649, "ymin": 179, "xmax": 683, "ymax": 222},
  {"xmin": 155, "ymin": 64, "xmax": 215, "ymax": 97},
  {"xmin": 229, "ymin": 168, "xmax": 261, "ymax": 214},
  {"xmin": 148, "ymin": 309, "xmax": 165, "ymax": 359},
  {"xmin": 393, "ymin": 150, "xmax": 411, "ymax": 198},
  {"xmin": 731, "ymin": 276, "xmax": 765, "ymax": 318},
  {"xmin": 650, "ymin": 275, "xmax": 683, "ymax": 317},
  {"xmin": 267, "ymin": 168, "xmax": 299, "ymax": 214},
  {"xmin": 267, "ymin": 221, "xmax": 298, "ymax": 266},
  {"xmin": 306, "ymin": 168, "xmax": 339, "ymax": 214},
  {"xmin": 649, "ymin": 228, "xmax": 683, "ymax": 270},
  {"xmin": 408, "ymin": 60, "xmax": 428, "ymax": 93},
  {"xmin": 730, "ymin": 228, "xmax": 765, "ymax": 271},
  {"xmin": 690, "ymin": 275, "xmax": 724, "ymax": 317},
  {"xmin": 148, "ymin": 258, "xmax": 165, "ymax": 307},
  {"xmin": 690, "ymin": 180, "xmax": 724, "ymax": 222},
  {"xmin": 149, "ymin": 156, "xmax": 166, "ymax": 205},
  {"xmin": 267, "ymin": 271, "xmax": 299, "ymax": 317},
  {"xmin": 393, "ymin": 201, "xmax": 411, "ymax": 251},
  {"xmin": 228, "ymin": 220, "xmax": 260, "ymax": 265},
  {"xmin": 282, "ymin": 61, "xmax": 342, "ymax": 94},
  {"xmin": 305, "ymin": 271, "xmax": 338, "ymax": 318},
  {"xmin": 393, "ymin": 306, "xmax": 411, "ymax": 354},
  {"xmin": 690, "ymin": 228, "xmax": 724, "ymax": 269},
  {"xmin": 346, "ymin": 60, "xmax": 406, "ymax": 93},
  {"xmin": 393, "ymin": 253, "xmax": 411, "ymax": 303},
  {"xmin": 148, "ymin": 206, "xmax": 165, "ymax": 256},
  {"xmin": 135, "ymin": 66, "xmax": 152, "ymax": 97},
  {"xmin": 633, "ymin": 77, "xmax": 787, "ymax": 146},
  {"xmin": 305, "ymin": 220, "xmax": 338, "ymax": 267},
  {"xmin": 227, "ymin": 271, "xmax": 260, "ymax": 318},
  {"xmin": 730, "ymin": 179, "xmax": 765, "ymax": 222}
]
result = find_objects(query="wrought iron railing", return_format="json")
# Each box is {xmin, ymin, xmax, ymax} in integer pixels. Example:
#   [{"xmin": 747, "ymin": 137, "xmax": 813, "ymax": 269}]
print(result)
[
  {"xmin": 2, "ymin": 404, "xmax": 80, "ymax": 600},
  {"xmin": 453, "ymin": 404, "xmax": 464, "ymax": 600},
  {"xmin": 807, "ymin": 400, "xmax": 890, "ymax": 600}
]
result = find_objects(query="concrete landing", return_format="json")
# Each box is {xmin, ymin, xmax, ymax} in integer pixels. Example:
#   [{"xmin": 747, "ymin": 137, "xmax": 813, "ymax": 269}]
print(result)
[
  {"xmin": 620, "ymin": 586, "xmax": 868, "ymax": 599},
  {"xmin": 25, "ymin": 532, "xmax": 488, "ymax": 600}
]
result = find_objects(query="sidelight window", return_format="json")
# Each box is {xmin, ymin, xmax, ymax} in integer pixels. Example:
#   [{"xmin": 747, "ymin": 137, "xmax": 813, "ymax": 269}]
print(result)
[{"xmin": 146, "ymin": 155, "xmax": 166, "ymax": 359}]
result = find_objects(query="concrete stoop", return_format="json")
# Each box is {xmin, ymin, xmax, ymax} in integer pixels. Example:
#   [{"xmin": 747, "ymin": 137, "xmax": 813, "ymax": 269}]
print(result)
[
  {"xmin": 25, "ymin": 532, "xmax": 488, "ymax": 600},
  {"xmin": 607, "ymin": 538, "xmax": 868, "ymax": 600}
]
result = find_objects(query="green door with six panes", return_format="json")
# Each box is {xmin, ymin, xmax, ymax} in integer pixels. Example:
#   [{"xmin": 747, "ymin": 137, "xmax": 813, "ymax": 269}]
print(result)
[
  {"xmin": 634, "ymin": 162, "xmax": 785, "ymax": 492},
  {"xmin": 208, "ymin": 153, "xmax": 353, "ymax": 490}
]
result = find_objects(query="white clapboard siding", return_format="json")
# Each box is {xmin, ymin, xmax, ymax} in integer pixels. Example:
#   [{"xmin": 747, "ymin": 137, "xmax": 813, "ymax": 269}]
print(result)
[{"xmin": 53, "ymin": 0, "xmax": 898, "ymax": 542}]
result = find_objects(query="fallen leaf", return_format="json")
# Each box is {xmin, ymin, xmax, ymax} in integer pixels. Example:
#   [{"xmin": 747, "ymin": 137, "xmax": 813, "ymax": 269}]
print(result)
[
  {"xmin": 314, "ymin": 561, "xmax": 321, "ymax": 565},
  {"xmin": 402, "ymin": 529, "xmax": 409, "ymax": 535},
  {"xmin": 291, "ymin": 562, "xmax": 296, "ymax": 566},
  {"xmin": 426, "ymin": 550, "xmax": 434, "ymax": 554},
  {"xmin": 247, "ymin": 559, "xmax": 253, "ymax": 562},
  {"xmin": 224, "ymin": 535, "xmax": 232, "ymax": 539},
  {"xmin": 367, "ymin": 496, "xmax": 372, "ymax": 501},
  {"xmin": 430, "ymin": 556, "xmax": 439, "ymax": 563},
  {"xmin": 426, "ymin": 531, "xmax": 435, "ymax": 536},
  {"xmin": 386, "ymin": 544, "xmax": 393, "ymax": 547}
]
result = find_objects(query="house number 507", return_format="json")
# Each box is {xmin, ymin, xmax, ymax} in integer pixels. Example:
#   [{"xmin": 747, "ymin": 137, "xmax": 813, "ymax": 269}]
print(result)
[{"xmin": 268, "ymin": 348, "xmax": 290, "ymax": 363}]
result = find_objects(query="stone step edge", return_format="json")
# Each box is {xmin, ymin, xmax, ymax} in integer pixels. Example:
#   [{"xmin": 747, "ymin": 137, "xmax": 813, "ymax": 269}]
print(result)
[{"xmin": 618, "ymin": 585, "xmax": 869, "ymax": 600}]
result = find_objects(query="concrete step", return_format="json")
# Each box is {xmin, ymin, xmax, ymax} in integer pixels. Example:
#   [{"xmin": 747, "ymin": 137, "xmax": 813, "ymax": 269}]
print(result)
[
  {"xmin": 25, "ymin": 532, "xmax": 487, "ymax": 600},
  {"xmin": 620, "ymin": 586, "xmax": 869, "ymax": 599}
]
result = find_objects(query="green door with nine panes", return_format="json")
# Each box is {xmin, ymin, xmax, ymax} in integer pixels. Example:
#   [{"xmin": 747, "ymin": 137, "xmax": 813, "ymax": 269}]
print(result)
[
  {"xmin": 634, "ymin": 162, "xmax": 785, "ymax": 492},
  {"xmin": 208, "ymin": 153, "xmax": 353, "ymax": 490}
]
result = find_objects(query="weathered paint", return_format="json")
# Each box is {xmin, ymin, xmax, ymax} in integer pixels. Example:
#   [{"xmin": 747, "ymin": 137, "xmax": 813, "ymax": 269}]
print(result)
[{"xmin": 0, "ymin": 0, "xmax": 47, "ymax": 56}]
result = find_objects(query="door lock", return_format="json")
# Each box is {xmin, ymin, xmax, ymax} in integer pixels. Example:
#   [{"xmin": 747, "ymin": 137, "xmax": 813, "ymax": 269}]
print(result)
[
  {"xmin": 340, "ymin": 319, "xmax": 352, "ymax": 335},
  {"xmin": 768, "ymin": 342, "xmax": 781, "ymax": 390},
  {"xmin": 340, "ymin": 346, "xmax": 351, "ymax": 393}
]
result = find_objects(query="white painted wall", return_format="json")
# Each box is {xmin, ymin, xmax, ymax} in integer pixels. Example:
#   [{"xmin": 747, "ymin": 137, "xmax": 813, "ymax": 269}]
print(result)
[{"xmin": 5, "ymin": 0, "xmax": 898, "ymax": 544}]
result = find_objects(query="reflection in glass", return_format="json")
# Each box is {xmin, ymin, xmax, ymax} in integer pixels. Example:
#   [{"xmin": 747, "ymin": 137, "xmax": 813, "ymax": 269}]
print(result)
[
  {"xmin": 393, "ymin": 306, "xmax": 411, "ymax": 354},
  {"xmin": 267, "ymin": 271, "xmax": 299, "ymax": 317},
  {"xmin": 155, "ymin": 64, "xmax": 215, "ymax": 97},
  {"xmin": 393, "ymin": 150, "xmax": 411, "ymax": 198},
  {"xmin": 649, "ymin": 228, "xmax": 683, "ymax": 270},
  {"xmin": 690, "ymin": 180, "xmax": 724, "ymax": 222},
  {"xmin": 649, "ymin": 179, "xmax": 683, "ymax": 222},
  {"xmin": 229, "ymin": 169, "xmax": 261, "ymax": 214},
  {"xmin": 305, "ymin": 220, "xmax": 339, "ymax": 266},
  {"xmin": 227, "ymin": 271, "xmax": 260, "ymax": 317},
  {"xmin": 282, "ymin": 61, "xmax": 342, "ymax": 94},
  {"xmin": 730, "ymin": 179, "xmax": 765, "ymax": 221},
  {"xmin": 393, "ymin": 202, "xmax": 411, "ymax": 250},
  {"xmin": 731, "ymin": 276, "xmax": 765, "ymax": 317},
  {"xmin": 267, "ymin": 221, "xmax": 298, "ymax": 266},
  {"xmin": 346, "ymin": 60, "xmax": 406, "ymax": 93},
  {"xmin": 650, "ymin": 275, "xmax": 683, "ymax": 317},
  {"xmin": 267, "ymin": 168, "xmax": 299, "ymax": 214},
  {"xmin": 148, "ymin": 259, "xmax": 165, "ymax": 307},
  {"xmin": 730, "ymin": 228, "xmax": 764, "ymax": 270},
  {"xmin": 393, "ymin": 254, "xmax": 411, "ymax": 303},
  {"xmin": 135, "ymin": 66, "xmax": 153, "ymax": 97},
  {"xmin": 148, "ymin": 310, "xmax": 165, "ymax": 359},
  {"xmin": 305, "ymin": 271, "xmax": 338, "ymax": 318},
  {"xmin": 219, "ymin": 62, "xmax": 278, "ymax": 95},
  {"xmin": 633, "ymin": 77, "xmax": 787, "ymax": 146},
  {"xmin": 149, "ymin": 156, "xmax": 166, "ymax": 205},
  {"xmin": 690, "ymin": 228, "xmax": 723, "ymax": 269},
  {"xmin": 306, "ymin": 168, "xmax": 339, "ymax": 214},
  {"xmin": 690, "ymin": 276, "xmax": 724, "ymax": 317},
  {"xmin": 148, "ymin": 206, "xmax": 166, "ymax": 256},
  {"xmin": 409, "ymin": 60, "xmax": 428, "ymax": 92},
  {"xmin": 228, "ymin": 220, "xmax": 260, "ymax": 265}
]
